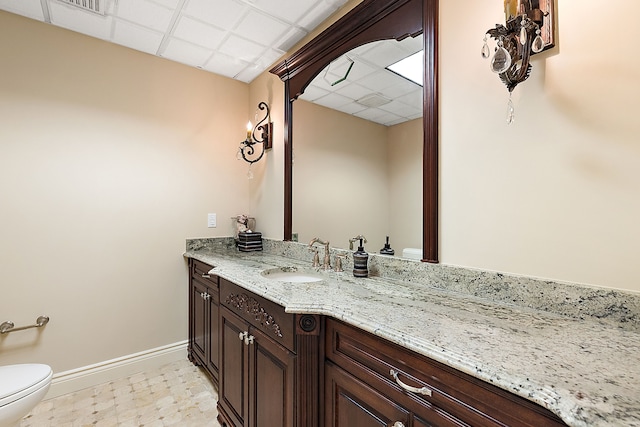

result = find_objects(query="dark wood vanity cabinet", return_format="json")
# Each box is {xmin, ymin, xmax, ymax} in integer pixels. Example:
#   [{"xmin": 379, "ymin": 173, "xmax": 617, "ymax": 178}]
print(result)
[
  {"xmin": 217, "ymin": 278, "xmax": 304, "ymax": 427},
  {"xmin": 325, "ymin": 318, "xmax": 567, "ymax": 427},
  {"xmin": 188, "ymin": 259, "xmax": 220, "ymax": 387},
  {"xmin": 187, "ymin": 262, "xmax": 568, "ymax": 427}
]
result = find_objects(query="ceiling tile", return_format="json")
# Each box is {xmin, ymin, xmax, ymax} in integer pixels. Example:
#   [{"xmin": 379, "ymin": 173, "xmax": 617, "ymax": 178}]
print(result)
[
  {"xmin": 298, "ymin": 85, "xmax": 330, "ymax": 102},
  {"xmin": 330, "ymin": 82, "xmax": 371, "ymax": 101},
  {"xmin": 251, "ymin": 0, "xmax": 317, "ymax": 24},
  {"xmin": 203, "ymin": 52, "xmax": 248, "ymax": 78},
  {"xmin": 257, "ymin": 48, "xmax": 285, "ymax": 70},
  {"xmin": 173, "ymin": 15, "xmax": 227, "ymax": 50},
  {"xmin": 183, "ymin": 0, "xmax": 246, "ymax": 31},
  {"xmin": 377, "ymin": 78, "xmax": 421, "ymax": 100},
  {"xmin": 218, "ymin": 34, "xmax": 265, "ymax": 63},
  {"xmin": 396, "ymin": 90, "xmax": 423, "ymax": 110},
  {"xmin": 379, "ymin": 100, "xmax": 421, "ymax": 118},
  {"xmin": 151, "ymin": 0, "xmax": 181, "ymax": 9},
  {"xmin": 357, "ymin": 70, "xmax": 405, "ymax": 92},
  {"xmin": 274, "ymin": 26, "xmax": 307, "ymax": 52},
  {"xmin": 234, "ymin": 9, "xmax": 289, "ymax": 47},
  {"xmin": 115, "ymin": 0, "xmax": 174, "ymax": 33},
  {"xmin": 0, "ymin": 0, "xmax": 44, "ymax": 20},
  {"xmin": 358, "ymin": 41, "xmax": 412, "ymax": 68},
  {"xmin": 333, "ymin": 102, "xmax": 367, "ymax": 116},
  {"xmin": 296, "ymin": 1, "xmax": 343, "ymax": 31},
  {"xmin": 161, "ymin": 37, "xmax": 213, "ymax": 67},
  {"xmin": 112, "ymin": 19, "xmax": 164, "ymax": 55},
  {"xmin": 313, "ymin": 92, "xmax": 352, "ymax": 110},
  {"xmin": 353, "ymin": 108, "xmax": 389, "ymax": 123}
]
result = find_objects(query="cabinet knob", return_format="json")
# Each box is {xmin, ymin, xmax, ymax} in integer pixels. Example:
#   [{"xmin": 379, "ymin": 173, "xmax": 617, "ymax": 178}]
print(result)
[
  {"xmin": 244, "ymin": 334, "xmax": 255, "ymax": 346},
  {"xmin": 239, "ymin": 331, "xmax": 248, "ymax": 341},
  {"xmin": 392, "ymin": 423, "xmax": 406, "ymax": 427},
  {"xmin": 390, "ymin": 369, "xmax": 432, "ymax": 397}
]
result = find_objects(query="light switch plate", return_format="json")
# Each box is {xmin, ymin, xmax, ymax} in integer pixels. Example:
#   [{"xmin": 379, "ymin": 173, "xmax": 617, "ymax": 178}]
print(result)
[{"xmin": 207, "ymin": 213, "xmax": 217, "ymax": 228}]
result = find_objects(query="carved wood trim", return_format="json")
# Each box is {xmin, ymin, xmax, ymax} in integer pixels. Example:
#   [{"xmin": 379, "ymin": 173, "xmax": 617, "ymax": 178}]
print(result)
[{"xmin": 225, "ymin": 293, "xmax": 284, "ymax": 338}]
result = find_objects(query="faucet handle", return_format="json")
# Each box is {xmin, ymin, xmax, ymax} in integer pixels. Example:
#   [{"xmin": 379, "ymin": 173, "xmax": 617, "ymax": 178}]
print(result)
[
  {"xmin": 349, "ymin": 235, "xmax": 368, "ymax": 250},
  {"xmin": 308, "ymin": 247, "xmax": 320, "ymax": 267},
  {"xmin": 334, "ymin": 254, "xmax": 346, "ymax": 272}
]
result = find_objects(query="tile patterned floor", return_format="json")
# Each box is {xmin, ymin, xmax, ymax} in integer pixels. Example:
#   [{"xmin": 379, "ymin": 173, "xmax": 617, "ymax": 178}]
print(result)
[{"xmin": 20, "ymin": 359, "xmax": 221, "ymax": 427}]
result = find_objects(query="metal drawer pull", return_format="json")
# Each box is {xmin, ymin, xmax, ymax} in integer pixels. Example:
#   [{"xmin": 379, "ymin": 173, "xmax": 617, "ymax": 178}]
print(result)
[
  {"xmin": 239, "ymin": 331, "xmax": 248, "ymax": 341},
  {"xmin": 244, "ymin": 334, "xmax": 255, "ymax": 346},
  {"xmin": 201, "ymin": 274, "xmax": 211, "ymax": 279},
  {"xmin": 390, "ymin": 369, "xmax": 432, "ymax": 397},
  {"xmin": 392, "ymin": 422, "xmax": 405, "ymax": 427}
]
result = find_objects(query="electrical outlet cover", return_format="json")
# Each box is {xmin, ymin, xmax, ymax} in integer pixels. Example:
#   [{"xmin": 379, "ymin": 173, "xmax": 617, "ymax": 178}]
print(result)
[{"xmin": 207, "ymin": 213, "xmax": 217, "ymax": 228}]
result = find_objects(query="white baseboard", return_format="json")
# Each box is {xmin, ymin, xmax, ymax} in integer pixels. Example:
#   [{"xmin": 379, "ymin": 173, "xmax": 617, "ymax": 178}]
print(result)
[{"xmin": 46, "ymin": 340, "xmax": 189, "ymax": 399}]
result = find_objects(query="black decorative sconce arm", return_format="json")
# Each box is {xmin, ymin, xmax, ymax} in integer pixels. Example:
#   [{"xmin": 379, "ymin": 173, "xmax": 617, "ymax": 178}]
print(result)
[
  {"xmin": 237, "ymin": 102, "xmax": 273, "ymax": 165},
  {"xmin": 482, "ymin": 0, "xmax": 555, "ymax": 93}
]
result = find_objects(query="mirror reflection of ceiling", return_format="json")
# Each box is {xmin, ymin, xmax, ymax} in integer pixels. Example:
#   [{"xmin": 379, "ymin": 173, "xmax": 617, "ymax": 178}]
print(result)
[
  {"xmin": 0, "ymin": 0, "xmax": 349, "ymax": 83},
  {"xmin": 298, "ymin": 36, "xmax": 424, "ymax": 126}
]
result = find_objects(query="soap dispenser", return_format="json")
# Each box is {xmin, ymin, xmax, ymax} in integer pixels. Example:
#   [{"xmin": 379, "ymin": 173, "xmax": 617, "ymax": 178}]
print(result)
[
  {"xmin": 349, "ymin": 235, "xmax": 369, "ymax": 278},
  {"xmin": 379, "ymin": 236, "xmax": 395, "ymax": 256}
]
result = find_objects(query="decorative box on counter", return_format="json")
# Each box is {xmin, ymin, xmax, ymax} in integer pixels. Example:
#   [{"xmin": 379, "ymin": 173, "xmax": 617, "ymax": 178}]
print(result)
[{"xmin": 237, "ymin": 231, "xmax": 263, "ymax": 252}]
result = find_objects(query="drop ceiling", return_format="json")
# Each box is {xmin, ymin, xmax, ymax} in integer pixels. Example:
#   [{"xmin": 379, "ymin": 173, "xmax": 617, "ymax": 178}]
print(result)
[{"xmin": 0, "ymin": 0, "xmax": 423, "ymax": 125}]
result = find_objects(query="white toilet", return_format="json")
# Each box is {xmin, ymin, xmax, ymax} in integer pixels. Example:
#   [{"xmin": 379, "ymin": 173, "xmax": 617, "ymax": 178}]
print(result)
[{"xmin": 0, "ymin": 364, "xmax": 52, "ymax": 427}]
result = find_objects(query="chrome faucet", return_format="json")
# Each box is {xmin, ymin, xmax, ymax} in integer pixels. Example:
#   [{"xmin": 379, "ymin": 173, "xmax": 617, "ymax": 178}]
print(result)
[{"xmin": 309, "ymin": 238, "xmax": 331, "ymax": 270}]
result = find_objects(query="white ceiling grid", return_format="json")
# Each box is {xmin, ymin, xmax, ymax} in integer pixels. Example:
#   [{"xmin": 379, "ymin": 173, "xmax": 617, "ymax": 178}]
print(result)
[
  {"xmin": 0, "ymin": 0, "xmax": 349, "ymax": 83},
  {"xmin": 0, "ymin": 0, "xmax": 424, "ymax": 125}
]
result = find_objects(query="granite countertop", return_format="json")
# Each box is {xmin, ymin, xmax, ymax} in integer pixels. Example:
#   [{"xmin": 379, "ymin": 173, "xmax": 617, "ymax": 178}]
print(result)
[{"xmin": 185, "ymin": 243, "xmax": 640, "ymax": 427}]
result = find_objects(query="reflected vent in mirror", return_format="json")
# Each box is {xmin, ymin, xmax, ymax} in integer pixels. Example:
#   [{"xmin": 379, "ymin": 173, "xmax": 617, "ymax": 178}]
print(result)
[
  {"xmin": 57, "ymin": 0, "xmax": 106, "ymax": 15},
  {"xmin": 356, "ymin": 93, "xmax": 392, "ymax": 108}
]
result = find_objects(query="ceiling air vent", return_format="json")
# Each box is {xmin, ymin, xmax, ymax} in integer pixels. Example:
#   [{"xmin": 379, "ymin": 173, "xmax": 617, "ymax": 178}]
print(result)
[
  {"xmin": 57, "ymin": 0, "xmax": 106, "ymax": 15},
  {"xmin": 356, "ymin": 93, "xmax": 392, "ymax": 108}
]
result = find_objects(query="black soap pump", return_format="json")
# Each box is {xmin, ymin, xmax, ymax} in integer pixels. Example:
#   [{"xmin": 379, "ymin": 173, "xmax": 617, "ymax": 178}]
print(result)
[
  {"xmin": 350, "ymin": 235, "xmax": 369, "ymax": 278},
  {"xmin": 380, "ymin": 236, "xmax": 395, "ymax": 256}
]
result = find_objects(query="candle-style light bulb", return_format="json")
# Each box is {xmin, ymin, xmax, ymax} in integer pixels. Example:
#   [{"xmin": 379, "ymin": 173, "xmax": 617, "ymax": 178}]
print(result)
[{"xmin": 246, "ymin": 121, "xmax": 252, "ymax": 141}]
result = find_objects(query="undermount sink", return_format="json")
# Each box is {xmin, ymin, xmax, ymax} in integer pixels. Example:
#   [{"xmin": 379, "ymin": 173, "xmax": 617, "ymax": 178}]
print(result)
[{"xmin": 261, "ymin": 267, "xmax": 324, "ymax": 283}]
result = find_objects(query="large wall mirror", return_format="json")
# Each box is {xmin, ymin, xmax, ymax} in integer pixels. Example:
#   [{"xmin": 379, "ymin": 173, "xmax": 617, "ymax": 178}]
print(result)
[{"xmin": 270, "ymin": 0, "xmax": 438, "ymax": 262}]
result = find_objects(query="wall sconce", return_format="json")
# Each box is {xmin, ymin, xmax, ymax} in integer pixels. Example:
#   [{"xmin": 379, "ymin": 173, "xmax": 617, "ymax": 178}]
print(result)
[
  {"xmin": 237, "ymin": 102, "xmax": 273, "ymax": 166},
  {"xmin": 482, "ymin": 0, "xmax": 555, "ymax": 123}
]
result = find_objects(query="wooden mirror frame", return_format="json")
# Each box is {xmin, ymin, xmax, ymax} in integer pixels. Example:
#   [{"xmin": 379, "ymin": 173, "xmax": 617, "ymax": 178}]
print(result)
[{"xmin": 270, "ymin": 0, "xmax": 439, "ymax": 263}]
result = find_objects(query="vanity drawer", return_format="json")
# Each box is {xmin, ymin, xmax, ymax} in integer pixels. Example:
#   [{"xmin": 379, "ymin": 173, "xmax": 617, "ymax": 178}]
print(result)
[
  {"xmin": 220, "ymin": 278, "xmax": 295, "ymax": 351},
  {"xmin": 191, "ymin": 259, "xmax": 218, "ymax": 287},
  {"xmin": 326, "ymin": 318, "xmax": 566, "ymax": 427}
]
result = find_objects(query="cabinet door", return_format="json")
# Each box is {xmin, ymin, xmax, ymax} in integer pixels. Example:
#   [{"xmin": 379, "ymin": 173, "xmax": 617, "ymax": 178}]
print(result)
[
  {"xmin": 191, "ymin": 280, "xmax": 208, "ymax": 365},
  {"xmin": 207, "ymin": 288, "xmax": 220, "ymax": 380},
  {"xmin": 325, "ymin": 361, "xmax": 410, "ymax": 427},
  {"xmin": 220, "ymin": 307, "xmax": 250, "ymax": 427},
  {"xmin": 249, "ymin": 326, "xmax": 295, "ymax": 427}
]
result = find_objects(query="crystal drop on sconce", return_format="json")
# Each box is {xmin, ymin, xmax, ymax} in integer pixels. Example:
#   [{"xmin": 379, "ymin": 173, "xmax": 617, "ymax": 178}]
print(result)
[
  {"xmin": 481, "ymin": 36, "xmax": 490, "ymax": 58},
  {"xmin": 532, "ymin": 29, "xmax": 544, "ymax": 53},
  {"xmin": 490, "ymin": 43, "xmax": 512, "ymax": 74},
  {"xmin": 506, "ymin": 95, "xmax": 515, "ymax": 124}
]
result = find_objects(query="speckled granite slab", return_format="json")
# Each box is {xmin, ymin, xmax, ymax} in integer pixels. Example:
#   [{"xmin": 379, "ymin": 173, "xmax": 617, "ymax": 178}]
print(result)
[{"xmin": 185, "ymin": 238, "xmax": 640, "ymax": 427}]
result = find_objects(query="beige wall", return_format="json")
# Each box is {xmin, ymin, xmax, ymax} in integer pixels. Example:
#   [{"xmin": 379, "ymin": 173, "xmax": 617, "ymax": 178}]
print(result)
[
  {"xmin": 252, "ymin": 1, "xmax": 640, "ymax": 293},
  {"xmin": 388, "ymin": 118, "xmax": 423, "ymax": 252},
  {"xmin": 0, "ymin": 11, "xmax": 249, "ymax": 371},
  {"xmin": 291, "ymin": 100, "xmax": 390, "ymax": 250},
  {"xmin": 439, "ymin": 1, "xmax": 640, "ymax": 291}
]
